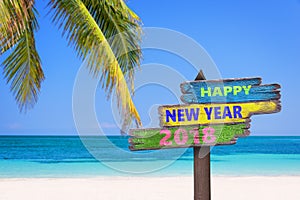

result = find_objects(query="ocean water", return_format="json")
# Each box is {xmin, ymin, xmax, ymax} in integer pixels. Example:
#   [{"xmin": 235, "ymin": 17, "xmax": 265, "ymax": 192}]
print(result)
[{"xmin": 0, "ymin": 136, "xmax": 299, "ymax": 178}]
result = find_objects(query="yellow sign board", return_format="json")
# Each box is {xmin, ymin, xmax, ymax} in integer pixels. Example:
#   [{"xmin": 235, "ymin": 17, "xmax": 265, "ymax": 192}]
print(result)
[{"xmin": 159, "ymin": 101, "xmax": 280, "ymax": 127}]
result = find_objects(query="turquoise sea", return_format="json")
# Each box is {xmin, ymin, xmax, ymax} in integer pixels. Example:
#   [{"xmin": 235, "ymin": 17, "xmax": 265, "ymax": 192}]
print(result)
[{"xmin": 0, "ymin": 136, "xmax": 300, "ymax": 178}]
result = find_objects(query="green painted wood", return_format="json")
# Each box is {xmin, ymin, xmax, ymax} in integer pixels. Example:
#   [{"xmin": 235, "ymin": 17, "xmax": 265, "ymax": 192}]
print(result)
[{"xmin": 129, "ymin": 123, "xmax": 249, "ymax": 151}]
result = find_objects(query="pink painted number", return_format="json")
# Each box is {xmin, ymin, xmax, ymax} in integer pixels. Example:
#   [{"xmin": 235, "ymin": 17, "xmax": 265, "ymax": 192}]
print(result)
[
  {"xmin": 174, "ymin": 129, "xmax": 188, "ymax": 145},
  {"xmin": 189, "ymin": 129, "xmax": 200, "ymax": 144},
  {"xmin": 160, "ymin": 130, "xmax": 172, "ymax": 146},
  {"xmin": 202, "ymin": 127, "xmax": 216, "ymax": 144}
]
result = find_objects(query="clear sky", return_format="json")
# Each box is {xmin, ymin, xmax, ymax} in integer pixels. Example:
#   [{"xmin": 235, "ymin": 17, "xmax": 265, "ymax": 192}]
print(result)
[{"xmin": 1, "ymin": 0, "xmax": 300, "ymax": 136}]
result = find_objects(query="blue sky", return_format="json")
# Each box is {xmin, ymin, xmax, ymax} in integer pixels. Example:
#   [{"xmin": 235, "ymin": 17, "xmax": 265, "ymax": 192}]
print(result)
[{"xmin": 1, "ymin": 0, "xmax": 300, "ymax": 135}]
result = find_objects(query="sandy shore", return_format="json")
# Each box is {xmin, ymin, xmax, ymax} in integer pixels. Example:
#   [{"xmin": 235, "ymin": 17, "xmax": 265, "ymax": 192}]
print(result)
[{"xmin": 0, "ymin": 176, "xmax": 299, "ymax": 200}]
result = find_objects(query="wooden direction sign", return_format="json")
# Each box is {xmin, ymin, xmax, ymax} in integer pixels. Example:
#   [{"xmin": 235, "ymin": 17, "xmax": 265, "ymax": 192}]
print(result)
[
  {"xmin": 159, "ymin": 101, "xmax": 280, "ymax": 127},
  {"xmin": 129, "ymin": 77, "xmax": 281, "ymax": 151},
  {"xmin": 180, "ymin": 77, "xmax": 280, "ymax": 104},
  {"xmin": 129, "ymin": 123, "xmax": 249, "ymax": 151}
]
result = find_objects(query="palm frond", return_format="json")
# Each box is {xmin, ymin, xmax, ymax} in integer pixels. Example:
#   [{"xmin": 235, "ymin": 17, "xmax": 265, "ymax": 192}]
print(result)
[
  {"xmin": 49, "ymin": 0, "xmax": 142, "ymax": 129},
  {"xmin": 1, "ymin": 0, "xmax": 44, "ymax": 111},
  {"xmin": 82, "ymin": 0, "xmax": 142, "ymax": 94},
  {"xmin": 0, "ymin": 0, "xmax": 36, "ymax": 54}
]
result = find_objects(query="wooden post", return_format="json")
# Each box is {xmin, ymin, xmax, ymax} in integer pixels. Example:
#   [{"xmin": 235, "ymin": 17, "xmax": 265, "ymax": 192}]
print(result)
[{"xmin": 194, "ymin": 70, "xmax": 211, "ymax": 200}]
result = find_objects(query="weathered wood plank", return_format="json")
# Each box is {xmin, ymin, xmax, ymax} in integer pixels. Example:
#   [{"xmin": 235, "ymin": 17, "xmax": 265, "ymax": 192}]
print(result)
[
  {"xmin": 181, "ymin": 77, "xmax": 262, "ymax": 93},
  {"xmin": 129, "ymin": 123, "xmax": 249, "ymax": 151},
  {"xmin": 180, "ymin": 77, "xmax": 280, "ymax": 104},
  {"xmin": 159, "ymin": 101, "xmax": 281, "ymax": 127},
  {"xmin": 181, "ymin": 84, "xmax": 280, "ymax": 104}
]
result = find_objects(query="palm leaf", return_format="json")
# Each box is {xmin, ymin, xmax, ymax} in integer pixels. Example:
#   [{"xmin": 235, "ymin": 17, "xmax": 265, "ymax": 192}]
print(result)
[
  {"xmin": 1, "ymin": 0, "xmax": 45, "ymax": 111},
  {"xmin": 82, "ymin": 0, "xmax": 142, "ymax": 93},
  {"xmin": 49, "ymin": 0, "xmax": 142, "ymax": 129},
  {"xmin": 0, "ymin": 0, "xmax": 35, "ymax": 54}
]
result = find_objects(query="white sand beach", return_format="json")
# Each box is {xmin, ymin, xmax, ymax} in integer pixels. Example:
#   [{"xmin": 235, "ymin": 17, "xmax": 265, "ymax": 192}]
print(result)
[{"xmin": 0, "ymin": 176, "xmax": 299, "ymax": 200}]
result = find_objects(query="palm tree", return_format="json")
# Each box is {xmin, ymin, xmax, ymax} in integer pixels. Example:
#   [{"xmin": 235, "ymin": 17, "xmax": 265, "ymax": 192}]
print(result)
[{"xmin": 0, "ymin": 0, "xmax": 142, "ymax": 129}]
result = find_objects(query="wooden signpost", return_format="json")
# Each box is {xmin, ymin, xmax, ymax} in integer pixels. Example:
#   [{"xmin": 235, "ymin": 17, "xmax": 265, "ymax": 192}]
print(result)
[{"xmin": 129, "ymin": 71, "xmax": 281, "ymax": 200}]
